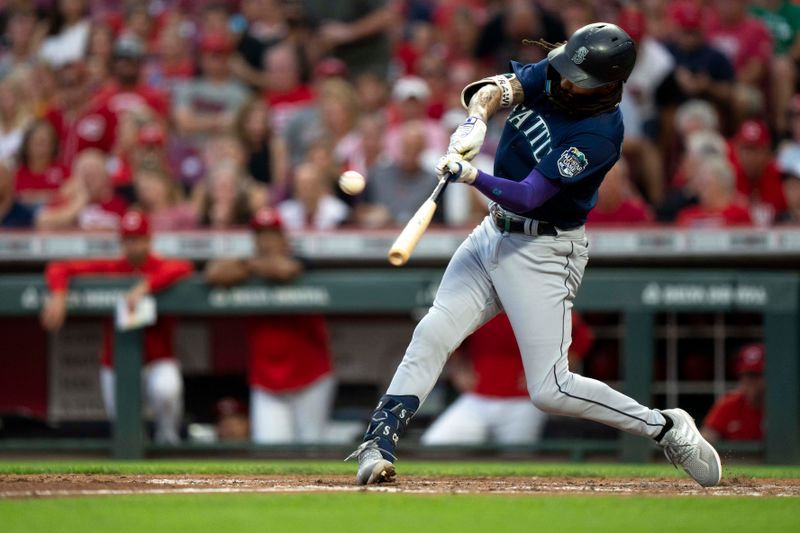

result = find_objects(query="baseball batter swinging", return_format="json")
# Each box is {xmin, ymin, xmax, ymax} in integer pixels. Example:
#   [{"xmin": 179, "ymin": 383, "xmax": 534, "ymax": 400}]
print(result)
[{"xmin": 347, "ymin": 23, "xmax": 722, "ymax": 487}]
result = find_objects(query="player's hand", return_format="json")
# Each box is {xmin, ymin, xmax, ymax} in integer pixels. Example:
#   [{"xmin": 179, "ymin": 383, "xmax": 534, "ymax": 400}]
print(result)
[
  {"xmin": 446, "ymin": 116, "xmax": 486, "ymax": 161},
  {"xmin": 436, "ymin": 154, "xmax": 478, "ymax": 184},
  {"xmin": 126, "ymin": 281, "xmax": 150, "ymax": 312},
  {"xmin": 40, "ymin": 292, "xmax": 68, "ymax": 332}
]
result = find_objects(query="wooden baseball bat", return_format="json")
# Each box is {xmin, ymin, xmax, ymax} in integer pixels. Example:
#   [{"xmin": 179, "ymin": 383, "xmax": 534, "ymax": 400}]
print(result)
[{"xmin": 388, "ymin": 173, "xmax": 453, "ymax": 266}]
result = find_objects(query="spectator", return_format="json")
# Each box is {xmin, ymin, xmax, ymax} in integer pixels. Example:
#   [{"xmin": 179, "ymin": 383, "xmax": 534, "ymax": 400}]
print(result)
[
  {"xmin": 230, "ymin": 0, "xmax": 288, "ymax": 90},
  {"xmin": 701, "ymin": 343, "xmax": 765, "ymax": 443},
  {"xmin": 676, "ymin": 157, "xmax": 753, "ymax": 228},
  {"xmin": 355, "ymin": 120, "xmax": 437, "ymax": 227},
  {"xmin": 0, "ymin": 6, "xmax": 40, "ymax": 79},
  {"xmin": 777, "ymin": 95, "xmax": 800, "ymax": 171},
  {"xmin": 41, "ymin": 211, "xmax": 194, "ymax": 444},
  {"xmin": 384, "ymin": 76, "xmax": 446, "ymax": 165},
  {"xmin": 85, "ymin": 22, "xmax": 115, "ymax": 88},
  {"xmin": 36, "ymin": 148, "xmax": 128, "ymax": 230},
  {"xmin": 133, "ymin": 166, "xmax": 198, "ymax": 231},
  {"xmin": 214, "ymin": 397, "xmax": 250, "ymax": 442},
  {"xmin": 776, "ymin": 160, "xmax": 800, "ymax": 224},
  {"xmin": 205, "ymin": 207, "xmax": 335, "ymax": 444},
  {"xmin": 194, "ymin": 161, "xmax": 254, "ymax": 228},
  {"xmin": 262, "ymin": 41, "xmax": 315, "ymax": 135},
  {"xmin": 37, "ymin": 0, "xmax": 92, "ymax": 68},
  {"xmin": 141, "ymin": 22, "xmax": 195, "ymax": 95},
  {"xmin": 94, "ymin": 35, "xmax": 170, "ymax": 121},
  {"xmin": 44, "ymin": 61, "xmax": 119, "ymax": 168},
  {"xmin": 617, "ymin": 6, "xmax": 673, "ymax": 205},
  {"xmin": 586, "ymin": 159, "xmax": 653, "ymax": 225},
  {"xmin": 277, "ymin": 161, "xmax": 349, "ymax": 230},
  {"xmin": 14, "ymin": 119, "xmax": 70, "ymax": 207},
  {"xmin": 0, "ymin": 72, "xmax": 33, "ymax": 165},
  {"xmin": 171, "ymin": 31, "xmax": 250, "ymax": 143},
  {"xmin": 349, "ymin": 112, "xmax": 388, "ymax": 180},
  {"xmin": 304, "ymin": 0, "xmax": 395, "ymax": 78},
  {"xmin": 235, "ymin": 97, "xmax": 289, "ymax": 193},
  {"xmin": 664, "ymin": 2, "xmax": 735, "ymax": 117},
  {"xmin": 731, "ymin": 119, "xmax": 786, "ymax": 225},
  {"xmin": 0, "ymin": 163, "xmax": 34, "ymax": 228}
]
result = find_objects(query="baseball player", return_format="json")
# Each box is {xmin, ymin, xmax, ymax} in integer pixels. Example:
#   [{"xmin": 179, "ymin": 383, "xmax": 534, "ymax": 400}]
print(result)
[
  {"xmin": 41, "ymin": 211, "xmax": 193, "ymax": 444},
  {"xmin": 347, "ymin": 23, "xmax": 722, "ymax": 487}
]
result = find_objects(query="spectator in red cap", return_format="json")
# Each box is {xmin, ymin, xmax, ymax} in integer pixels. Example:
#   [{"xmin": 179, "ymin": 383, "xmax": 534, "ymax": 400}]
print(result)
[
  {"xmin": 41, "ymin": 210, "xmax": 194, "ymax": 444},
  {"xmin": 676, "ymin": 156, "xmax": 753, "ymax": 228},
  {"xmin": 701, "ymin": 343, "xmax": 766, "ymax": 443},
  {"xmin": 664, "ymin": 1, "xmax": 735, "ymax": 111},
  {"xmin": 205, "ymin": 207, "xmax": 335, "ymax": 444},
  {"xmin": 44, "ymin": 62, "xmax": 120, "ymax": 168},
  {"xmin": 171, "ymin": 32, "xmax": 249, "ymax": 145},
  {"xmin": 732, "ymin": 119, "xmax": 787, "ymax": 225}
]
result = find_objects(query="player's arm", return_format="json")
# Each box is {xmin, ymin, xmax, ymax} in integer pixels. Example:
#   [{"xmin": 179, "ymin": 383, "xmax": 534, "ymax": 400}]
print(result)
[
  {"xmin": 444, "ymin": 75, "xmax": 525, "ymax": 161},
  {"xmin": 205, "ymin": 259, "xmax": 251, "ymax": 287}
]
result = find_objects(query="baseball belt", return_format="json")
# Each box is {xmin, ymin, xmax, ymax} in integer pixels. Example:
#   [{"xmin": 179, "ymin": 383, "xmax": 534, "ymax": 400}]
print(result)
[{"xmin": 489, "ymin": 204, "xmax": 558, "ymax": 237}]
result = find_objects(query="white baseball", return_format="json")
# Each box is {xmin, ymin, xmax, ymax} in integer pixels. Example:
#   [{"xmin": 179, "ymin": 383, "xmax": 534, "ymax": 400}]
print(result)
[{"xmin": 338, "ymin": 170, "xmax": 366, "ymax": 195}]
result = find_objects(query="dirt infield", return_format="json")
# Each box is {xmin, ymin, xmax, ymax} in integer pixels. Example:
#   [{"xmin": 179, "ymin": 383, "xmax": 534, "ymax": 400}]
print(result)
[{"xmin": 2, "ymin": 474, "xmax": 799, "ymax": 498}]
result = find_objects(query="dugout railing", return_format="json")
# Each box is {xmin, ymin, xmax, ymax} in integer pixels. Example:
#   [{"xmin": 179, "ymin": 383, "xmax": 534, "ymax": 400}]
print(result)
[{"xmin": 0, "ymin": 269, "xmax": 797, "ymax": 463}]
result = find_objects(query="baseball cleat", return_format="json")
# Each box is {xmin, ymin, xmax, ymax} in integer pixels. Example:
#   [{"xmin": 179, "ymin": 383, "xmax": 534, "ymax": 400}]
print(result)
[
  {"xmin": 658, "ymin": 408, "xmax": 722, "ymax": 487},
  {"xmin": 345, "ymin": 437, "xmax": 396, "ymax": 485}
]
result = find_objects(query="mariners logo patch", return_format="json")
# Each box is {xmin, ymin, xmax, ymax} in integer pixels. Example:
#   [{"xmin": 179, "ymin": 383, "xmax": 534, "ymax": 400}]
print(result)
[
  {"xmin": 571, "ymin": 46, "xmax": 589, "ymax": 65},
  {"xmin": 557, "ymin": 147, "xmax": 588, "ymax": 178}
]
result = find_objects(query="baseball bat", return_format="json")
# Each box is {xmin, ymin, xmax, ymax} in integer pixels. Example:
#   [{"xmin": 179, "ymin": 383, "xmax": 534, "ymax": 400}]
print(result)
[{"xmin": 388, "ymin": 173, "xmax": 453, "ymax": 266}]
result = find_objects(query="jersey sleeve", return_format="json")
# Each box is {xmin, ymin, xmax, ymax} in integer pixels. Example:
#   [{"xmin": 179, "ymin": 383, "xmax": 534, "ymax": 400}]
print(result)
[
  {"xmin": 510, "ymin": 59, "xmax": 547, "ymax": 104},
  {"xmin": 45, "ymin": 259, "xmax": 126, "ymax": 292},
  {"xmin": 146, "ymin": 259, "xmax": 194, "ymax": 293},
  {"xmin": 535, "ymin": 134, "xmax": 619, "ymax": 185}
]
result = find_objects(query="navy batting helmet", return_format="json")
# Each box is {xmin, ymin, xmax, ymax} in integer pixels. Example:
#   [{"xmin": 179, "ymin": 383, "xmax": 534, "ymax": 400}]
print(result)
[{"xmin": 547, "ymin": 23, "xmax": 636, "ymax": 89}]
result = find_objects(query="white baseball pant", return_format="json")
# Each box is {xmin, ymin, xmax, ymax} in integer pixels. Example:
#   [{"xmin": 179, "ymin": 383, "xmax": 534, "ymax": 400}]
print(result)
[
  {"xmin": 100, "ymin": 359, "xmax": 184, "ymax": 444},
  {"xmin": 387, "ymin": 217, "xmax": 667, "ymax": 439},
  {"xmin": 421, "ymin": 392, "xmax": 547, "ymax": 445},
  {"xmin": 250, "ymin": 374, "xmax": 336, "ymax": 444}
]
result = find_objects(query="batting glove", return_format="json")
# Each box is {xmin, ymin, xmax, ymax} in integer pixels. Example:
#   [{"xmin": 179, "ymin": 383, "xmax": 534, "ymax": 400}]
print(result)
[
  {"xmin": 436, "ymin": 153, "xmax": 478, "ymax": 184},
  {"xmin": 446, "ymin": 116, "xmax": 487, "ymax": 161}
]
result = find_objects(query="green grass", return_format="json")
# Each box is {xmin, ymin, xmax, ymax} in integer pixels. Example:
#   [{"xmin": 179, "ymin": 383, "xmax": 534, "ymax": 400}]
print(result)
[
  {"xmin": 0, "ymin": 459, "xmax": 799, "ymax": 478},
  {"xmin": 1, "ymin": 493, "xmax": 798, "ymax": 533}
]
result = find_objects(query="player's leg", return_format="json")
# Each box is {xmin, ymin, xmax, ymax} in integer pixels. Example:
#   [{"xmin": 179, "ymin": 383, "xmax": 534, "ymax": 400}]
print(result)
[
  {"xmin": 494, "ymin": 230, "xmax": 720, "ymax": 486},
  {"xmin": 99, "ymin": 366, "xmax": 115, "ymax": 418},
  {"xmin": 291, "ymin": 374, "xmax": 336, "ymax": 443},
  {"xmin": 349, "ymin": 220, "xmax": 501, "ymax": 483},
  {"xmin": 420, "ymin": 393, "xmax": 490, "ymax": 445},
  {"xmin": 143, "ymin": 359, "xmax": 183, "ymax": 444},
  {"xmin": 489, "ymin": 397, "xmax": 547, "ymax": 445},
  {"xmin": 250, "ymin": 387, "xmax": 294, "ymax": 443},
  {"xmin": 493, "ymin": 232, "xmax": 667, "ymax": 437}
]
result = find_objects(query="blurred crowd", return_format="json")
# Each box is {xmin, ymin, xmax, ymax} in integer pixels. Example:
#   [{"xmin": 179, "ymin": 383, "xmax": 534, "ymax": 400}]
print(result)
[{"xmin": 2, "ymin": 0, "xmax": 800, "ymax": 232}]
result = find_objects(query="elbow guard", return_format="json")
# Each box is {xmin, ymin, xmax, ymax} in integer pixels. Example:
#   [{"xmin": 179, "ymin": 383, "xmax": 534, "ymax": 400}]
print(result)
[{"xmin": 460, "ymin": 73, "xmax": 517, "ymax": 110}]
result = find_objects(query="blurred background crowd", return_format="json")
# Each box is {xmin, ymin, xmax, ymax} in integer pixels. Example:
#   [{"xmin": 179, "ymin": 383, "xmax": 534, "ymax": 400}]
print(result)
[{"xmin": 2, "ymin": 0, "xmax": 800, "ymax": 233}]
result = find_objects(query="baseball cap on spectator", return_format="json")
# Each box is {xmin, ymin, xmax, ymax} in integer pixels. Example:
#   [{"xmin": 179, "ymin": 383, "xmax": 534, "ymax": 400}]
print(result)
[
  {"xmin": 669, "ymin": 1, "xmax": 702, "ymax": 30},
  {"xmin": 392, "ymin": 76, "xmax": 431, "ymax": 102},
  {"xmin": 250, "ymin": 207, "xmax": 284, "ymax": 232},
  {"xmin": 138, "ymin": 123, "xmax": 166, "ymax": 146},
  {"xmin": 735, "ymin": 120, "xmax": 771, "ymax": 148},
  {"xmin": 618, "ymin": 8, "xmax": 645, "ymax": 43},
  {"xmin": 200, "ymin": 32, "xmax": 233, "ymax": 55},
  {"xmin": 215, "ymin": 397, "xmax": 248, "ymax": 417},
  {"xmin": 736, "ymin": 343, "xmax": 765, "ymax": 375},
  {"xmin": 120, "ymin": 211, "xmax": 151, "ymax": 237},
  {"xmin": 113, "ymin": 35, "xmax": 146, "ymax": 60}
]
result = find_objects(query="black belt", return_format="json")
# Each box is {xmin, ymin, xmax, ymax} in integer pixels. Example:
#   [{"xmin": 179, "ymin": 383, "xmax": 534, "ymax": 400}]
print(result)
[{"xmin": 490, "ymin": 208, "xmax": 558, "ymax": 236}]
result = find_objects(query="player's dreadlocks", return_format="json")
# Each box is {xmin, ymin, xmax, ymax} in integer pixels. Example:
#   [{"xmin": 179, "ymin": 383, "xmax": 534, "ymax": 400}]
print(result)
[{"xmin": 522, "ymin": 38, "xmax": 623, "ymax": 118}]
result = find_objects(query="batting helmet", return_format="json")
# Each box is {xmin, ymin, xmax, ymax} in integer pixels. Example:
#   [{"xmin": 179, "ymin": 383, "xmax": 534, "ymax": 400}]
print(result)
[{"xmin": 547, "ymin": 23, "xmax": 636, "ymax": 89}]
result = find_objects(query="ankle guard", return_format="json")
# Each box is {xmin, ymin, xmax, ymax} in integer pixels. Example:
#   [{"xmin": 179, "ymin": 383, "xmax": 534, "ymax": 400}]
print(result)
[{"xmin": 363, "ymin": 395, "xmax": 419, "ymax": 461}]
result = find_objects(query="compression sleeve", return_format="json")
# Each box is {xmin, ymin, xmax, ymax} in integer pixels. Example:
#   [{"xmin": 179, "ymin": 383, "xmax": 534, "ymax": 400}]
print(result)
[{"xmin": 473, "ymin": 168, "xmax": 561, "ymax": 213}]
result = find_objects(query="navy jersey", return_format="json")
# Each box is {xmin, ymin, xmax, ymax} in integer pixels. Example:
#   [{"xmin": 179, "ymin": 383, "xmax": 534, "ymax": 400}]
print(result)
[{"xmin": 493, "ymin": 59, "xmax": 624, "ymax": 228}]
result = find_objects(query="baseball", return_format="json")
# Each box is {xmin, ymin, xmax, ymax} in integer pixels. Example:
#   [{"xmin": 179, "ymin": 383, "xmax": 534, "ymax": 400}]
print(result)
[{"xmin": 338, "ymin": 170, "xmax": 366, "ymax": 195}]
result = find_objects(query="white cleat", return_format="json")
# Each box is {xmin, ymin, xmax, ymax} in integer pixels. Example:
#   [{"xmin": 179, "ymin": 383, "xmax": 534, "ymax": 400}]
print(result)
[
  {"xmin": 345, "ymin": 438, "xmax": 396, "ymax": 485},
  {"xmin": 659, "ymin": 408, "xmax": 722, "ymax": 487}
]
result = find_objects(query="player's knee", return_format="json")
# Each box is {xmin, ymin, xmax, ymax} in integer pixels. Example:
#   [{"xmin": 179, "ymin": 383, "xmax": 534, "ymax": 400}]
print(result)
[{"xmin": 528, "ymin": 372, "xmax": 567, "ymax": 414}]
